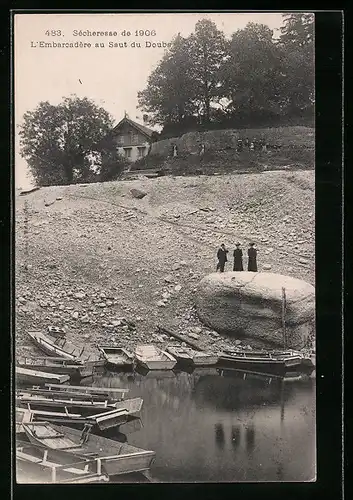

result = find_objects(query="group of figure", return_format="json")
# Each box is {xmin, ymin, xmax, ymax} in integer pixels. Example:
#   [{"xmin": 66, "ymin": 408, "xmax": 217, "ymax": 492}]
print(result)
[{"xmin": 216, "ymin": 242, "xmax": 258, "ymax": 273}]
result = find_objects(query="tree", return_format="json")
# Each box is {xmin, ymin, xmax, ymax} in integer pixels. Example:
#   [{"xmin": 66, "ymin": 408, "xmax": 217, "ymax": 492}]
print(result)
[
  {"xmin": 277, "ymin": 14, "xmax": 315, "ymax": 114},
  {"xmin": 222, "ymin": 23, "xmax": 285, "ymax": 124},
  {"xmin": 188, "ymin": 19, "xmax": 228, "ymax": 124},
  {"xmin": 19, "ymin": 95, "xmax": 115, "ymax": 186},
  {"xmin": 138, "ymin": 34, "xmax": 196, "ymax": 127}
]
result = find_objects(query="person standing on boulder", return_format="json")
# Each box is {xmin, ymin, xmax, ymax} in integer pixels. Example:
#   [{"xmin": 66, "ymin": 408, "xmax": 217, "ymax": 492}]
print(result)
[
  {"xmin": 233, "ymin": 243, "xmax": 244, "ymax": 271},
  {"xmin": 216, "ymin": 244, "xmax": 228, "ymax": 272},
  {"xmin": 247, "ymin": 243, "xmax": 258, "ymax": 272}
]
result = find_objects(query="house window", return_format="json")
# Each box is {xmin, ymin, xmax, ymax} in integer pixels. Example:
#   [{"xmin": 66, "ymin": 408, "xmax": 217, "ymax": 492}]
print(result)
[
  {"xmin": 124, "ymin": 148, "xmax": 132, "ymax": 158},
  {"xmin": 138, "ymin": 146, "xmax": 146, "ymax": 158}
]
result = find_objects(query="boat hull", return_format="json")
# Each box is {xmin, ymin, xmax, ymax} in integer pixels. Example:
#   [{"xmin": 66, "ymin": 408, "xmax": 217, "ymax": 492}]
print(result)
[
  {"xmin": 16, "ymin": 368, "xmax": 70, "ymax": 385},
  {"xmin": 136, "ymin": 359, "xmax": 177, "ymax": 370},
  {"xmin": 218, "ymin": 355, "xmax": 305, "ymax": 374},
  {"xmin": 23, "ymin": 423, "xmax": 156, "ymax": 478}
]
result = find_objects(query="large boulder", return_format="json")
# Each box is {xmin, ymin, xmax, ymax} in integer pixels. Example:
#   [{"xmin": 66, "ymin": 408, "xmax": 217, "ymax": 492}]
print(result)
[{"xmin": 195, "ymin": 272, "xmax": 315, "ymax": 349}]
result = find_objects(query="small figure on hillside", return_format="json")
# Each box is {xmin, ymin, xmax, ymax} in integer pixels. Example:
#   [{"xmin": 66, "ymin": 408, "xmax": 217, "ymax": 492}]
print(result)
[
  {"xmin": 250, "ymin": 141, "xmax": 255, "ymax": 151},
  {"xmin": 172, "ymin": 144, "xmax": 178, "ymax": 157},
  {"xmin": 216, "ymin": 243, "xmax": 229, "ymax": 273},
  {"xmin": 237, "ymin": 139, "xmax": 243, "ymax": 152},
  {"xmin": 199, "ymin": 143, "xmax": 206, "ymax": 156},
  {"xmin": 233, "ymin": 243, "xmax": 244, "ymax": 271},
  {"xmin": 247, "ymin": 243, "xmax": 258, "ymax": 272},
  {"xmin": 244, "ymin": 138, "xmax": 250, "ymax": 149}
]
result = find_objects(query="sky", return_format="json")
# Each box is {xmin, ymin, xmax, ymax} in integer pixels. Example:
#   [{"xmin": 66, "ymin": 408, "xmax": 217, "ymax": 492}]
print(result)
[{"xmin": 14, "ymin": 12, "xmax": 286, "ymax": 188}]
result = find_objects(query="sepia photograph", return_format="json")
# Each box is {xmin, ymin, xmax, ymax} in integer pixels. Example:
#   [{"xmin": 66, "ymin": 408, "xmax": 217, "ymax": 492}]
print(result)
[{"xmin": 14, "ymin": 11, "xmax": 316, "ymax": 484}]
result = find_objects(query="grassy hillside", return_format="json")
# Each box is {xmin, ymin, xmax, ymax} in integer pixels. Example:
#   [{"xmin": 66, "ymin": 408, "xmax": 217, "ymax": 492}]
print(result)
[{"xmin": 16, "ymin": 170, "xmax": 315, "ymax": 358}]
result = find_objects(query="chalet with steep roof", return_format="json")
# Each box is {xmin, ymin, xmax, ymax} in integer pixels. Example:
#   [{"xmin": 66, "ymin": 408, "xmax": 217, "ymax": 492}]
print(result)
[{"xmin": 111, "ymin": 116, "xmax": 154, "ymax": 162}]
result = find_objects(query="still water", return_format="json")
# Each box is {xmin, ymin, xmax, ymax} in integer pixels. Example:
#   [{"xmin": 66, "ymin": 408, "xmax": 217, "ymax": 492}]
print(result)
[{"xmin": 92, "ymin": 367, "xmax": 316, "ymax": 483}]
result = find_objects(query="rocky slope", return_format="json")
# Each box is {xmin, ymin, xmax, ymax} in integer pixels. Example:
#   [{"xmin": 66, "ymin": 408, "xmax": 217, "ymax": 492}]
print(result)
[{"xmin": 15, "ymin": 170, "xmax": 315, "ymax": 358}]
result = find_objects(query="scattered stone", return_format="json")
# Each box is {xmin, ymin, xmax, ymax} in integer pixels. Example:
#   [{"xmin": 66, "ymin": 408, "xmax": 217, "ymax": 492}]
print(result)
[
  {"xmin": 164, "ymin": 275, "xmax": 173, "ymax": 283},
  {"xmin": 162, "ymin": 292, "xmax": 171, "ymax": 300},
  {"xmin": 188, "ymin": 332, "xmax": 200, "ymax": 340},
  {"xmin": 157, "ymin": 300, "xmax": 166, "ymax": 307},
  {"xmin": 97, "ymin": 302, "xmax": 106, "ymax": 308},
  {"xmin": 172, "ymin": 263, "xmax": 181, "ymax": 271},
  {"xmin": 299, "ymin": 258, "xmax": 309, "ymax": 265},
  {"xmin": 71, "ymin": 311, "xmax": 79, "ymax": 320},
  {"xmin": 56, "ymin": 197, "xmax": 63, "ymax": 201},
  {"xmin": 74, "ymin": 292, "xmax": 86, "ymax": 300},
  {"xmin": 152, "ymin": 334, "xmax": 165, "ymax": 343},
  {"xmin": 263, "ymin": 264, "xmax": 272, "ymax": 270},
  {"xmin": 174, "ymin": 285, "xmax": 182, "ymax": 292},
  {"xmin": 80, "ymin": 314, "xmax": 90, "ymax": 323},
  {"xmin": 130, "ymin": 188, "xmax": 147, "ymax": 199}
]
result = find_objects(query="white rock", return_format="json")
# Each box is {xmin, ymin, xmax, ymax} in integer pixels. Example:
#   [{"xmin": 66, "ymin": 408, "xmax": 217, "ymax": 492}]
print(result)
[
  {"xmin": 74, "ymin": 292, "xmax": 86, "ymax": 300},
  {"xmin": 71, "ymin": 311, "xmax": 79, "ymax": 320},
  {"xmin": 174, "ymin": 285, "xmax": 182, "ymax": 292},
  {"xmin": 157, "ymin": 300, "xmax": 166, "ymax": 307},
  {"xmin": 263, "ymin": 264, "xmax": 272, "ymax": 270}
]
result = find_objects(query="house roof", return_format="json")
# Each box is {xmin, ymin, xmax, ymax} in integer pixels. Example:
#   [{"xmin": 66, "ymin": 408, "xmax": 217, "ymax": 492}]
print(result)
[{"xmin": 112, "ymin": 117, "xmax": 154, "ymax": 139}]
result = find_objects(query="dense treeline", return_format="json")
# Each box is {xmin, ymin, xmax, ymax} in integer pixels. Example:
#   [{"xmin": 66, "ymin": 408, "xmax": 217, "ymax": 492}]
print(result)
[{"xmin": 138, "ymin": 14, "xmax": 314, "ymax": 139}]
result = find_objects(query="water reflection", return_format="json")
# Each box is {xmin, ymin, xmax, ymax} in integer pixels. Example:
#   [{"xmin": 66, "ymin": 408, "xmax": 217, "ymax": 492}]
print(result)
[
  {"xmin": 231, "ymin": 425, "xmax": 241, "ymax": 449},
  {"xmin": 214, "ymin": 423, "xmax": 225, "ymax": 450},
  {"xmin": 246, "ymin": 424, "xmax": 256, "ymax": 453},
  {"xmin": 88, "ymin": 367, "xmax": 316, "ymax": 482}
]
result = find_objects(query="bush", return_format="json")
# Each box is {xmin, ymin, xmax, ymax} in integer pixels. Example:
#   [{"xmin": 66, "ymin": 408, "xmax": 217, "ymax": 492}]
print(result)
[{"xmin": 130, "ymin": 153, "xmax": 165, "ymax": 171}]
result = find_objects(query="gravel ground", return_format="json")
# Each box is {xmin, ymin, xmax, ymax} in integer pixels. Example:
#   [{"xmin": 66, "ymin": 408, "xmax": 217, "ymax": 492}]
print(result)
[{"xmin": 15, "ymin": 170, "xmax": 315, "ymax": 358}]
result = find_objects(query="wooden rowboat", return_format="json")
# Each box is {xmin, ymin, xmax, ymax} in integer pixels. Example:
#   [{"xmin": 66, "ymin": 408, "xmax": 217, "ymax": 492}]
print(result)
[
  {"xmin": 16, "ymin": 367, "xmax": 70, "ymax": 386},
  {"xmin": 135, "ymin": 345, "xmax": 177, "ymax": 371},
  {"xmin": 22, "ymin": 422, "xmax": 156, "ymax": 477},
  {"xmin": 218, "ymin": 348, "xmax": 312, "ymax": 372},
  {"xmin": 26, "ymin": 331, "xmax": 104, "ymax": 366},
  {"xmin": 17, "ymin": 394, "xmax": 143, "ymax": 418},
  {"xmin": 97, "ymin": 345, "xmax": 135, "ymax": 370},
  {"xmin": 45, "ymin": 383, "xmax": 129, "ymax": 399},
  {"xmin": 16, "ymin": 387, "xmax": 126, "ymax": 404},
  {"xmin": 19, "ymin": 405, "xmax": 129, "ymax": 431},
  {"xmin": 16, "ymin": 357, "xmax": 94, "ymax": 379},
  {"xmin": 16, "ymin": 440, "xmax": 109, "ymax": 483},
  {"xmin": 166, "ymin": 345, "xmax": 219, "ymax": 366}
]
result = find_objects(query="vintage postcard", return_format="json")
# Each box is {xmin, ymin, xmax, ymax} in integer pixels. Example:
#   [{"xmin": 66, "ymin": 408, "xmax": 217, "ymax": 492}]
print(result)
[{"xmin": 14, "ymin": 11, "xmax": 316, "ymax": 484}]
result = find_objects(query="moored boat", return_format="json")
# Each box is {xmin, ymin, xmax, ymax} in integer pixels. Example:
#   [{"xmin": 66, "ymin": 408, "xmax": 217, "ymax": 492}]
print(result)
[
  {"xmin": 17, "ymin": 394, "xmax": 143, "ymax": 417},
  {"xmin": 45, "ymin": 383, "xmax": 129, "ymax": 399},
  {"xmin": 166, "ymin": 345, "xmax": 219, "ymax": 366},
  {"xmin": 26, "ymin": 330, "xmax": 104, "ymax": 366},
  {"xmin": 135, "ymin": 345, "xmax": 177, "ymax": 370},
  {"xmin": 97, "ymin": 345, "xmax": 135, "ymax": 370},
  {"xmin": 17, "ymin": 387, "xmax": 126, "ymax": 404},
  {"xmin": 16, "ymin": 440, "xmax": 109, "ymax": 483},
  {"xmin": 22, "ymin": 422, "xmax": 156, "ymax": 477},
  {"xmin": 18, "ymin": 405, "xmax": 129, "ymax": 431},
  {"xmin": 16, "ymin": 367, "xmax": 70, "ymax": 386},
  {"xmin": 218, "ymin": 348, "xmax": 312, "ymax": 372},
  {"xmin": 16, "ymin": 356, "xmax": 94, "ymax": 379}
]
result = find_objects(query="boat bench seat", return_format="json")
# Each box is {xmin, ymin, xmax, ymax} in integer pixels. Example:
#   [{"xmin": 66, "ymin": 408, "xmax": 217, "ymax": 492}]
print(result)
[{"xmin": 42, "ymin": 433, "xmax": 66, "ymax": 439}]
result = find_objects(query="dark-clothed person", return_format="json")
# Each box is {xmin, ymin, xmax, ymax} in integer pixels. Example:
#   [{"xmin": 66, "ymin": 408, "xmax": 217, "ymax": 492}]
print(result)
[
  {"xmin": 217, "ymin": 244, "xmax": 228, "ymax": 272},
  {"xmin": 247, "ymin": 243, "xmax": 258, "ymax": 272},
  {"xmin": 233, "ymin": 243, "xmax": 243, "ymax": 271}
]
